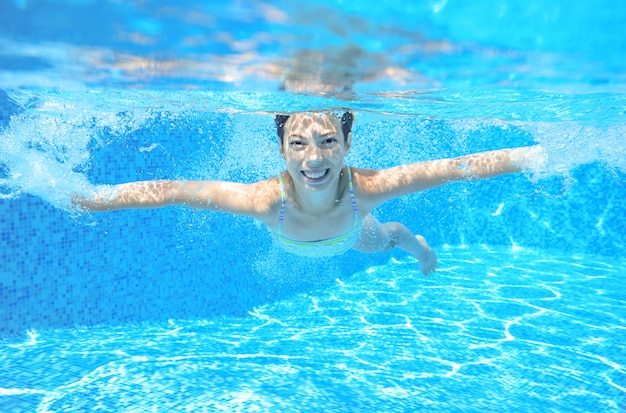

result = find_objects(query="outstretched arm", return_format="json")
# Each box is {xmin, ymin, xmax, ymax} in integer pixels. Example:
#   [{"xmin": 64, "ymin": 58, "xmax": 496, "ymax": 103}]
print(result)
[
  {"xmin": 73, "ymin": 179, "xmax": 279, "ymax": 220},
  {"xmin": 356, "ymin": 145, "xmax": 544, "ymax": 206}
]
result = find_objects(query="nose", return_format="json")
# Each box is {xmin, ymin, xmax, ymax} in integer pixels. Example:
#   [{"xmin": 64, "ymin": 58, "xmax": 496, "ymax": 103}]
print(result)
[{"xmin": 305, "ymin": 143, "xmax": 323, "ymax": 165}]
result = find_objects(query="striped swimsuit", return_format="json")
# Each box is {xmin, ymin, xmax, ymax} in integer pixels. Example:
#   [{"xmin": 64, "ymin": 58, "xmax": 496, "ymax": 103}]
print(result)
[{"xmin": 276, "ymin": 166, "xmax": 360, "ymax": 257}]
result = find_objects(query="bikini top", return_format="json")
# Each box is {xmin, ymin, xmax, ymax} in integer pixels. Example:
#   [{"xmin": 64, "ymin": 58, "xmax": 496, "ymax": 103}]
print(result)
[{"xmin": 275, "ymin": 166, "xmax": 360, "ymax": 257}]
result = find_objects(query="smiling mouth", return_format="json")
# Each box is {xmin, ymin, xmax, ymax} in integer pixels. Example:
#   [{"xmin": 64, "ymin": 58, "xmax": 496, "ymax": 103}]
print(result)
[{"xmin": 301, "ymin": 168, "xmax": 330, "ymax": 182}]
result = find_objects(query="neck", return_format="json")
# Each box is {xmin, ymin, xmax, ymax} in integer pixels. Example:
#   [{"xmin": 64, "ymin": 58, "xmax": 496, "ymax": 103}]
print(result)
[{"xmin": 289, "ymin": 167, "xmax": 347, "ymax": 213}]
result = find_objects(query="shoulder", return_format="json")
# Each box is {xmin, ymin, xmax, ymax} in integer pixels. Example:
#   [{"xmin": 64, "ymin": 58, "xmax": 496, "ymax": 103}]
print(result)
[
  {"xmin": 349, "ymin": 167, "xmax": 389, "ymax": 210},
  {"xmin": 350, "ymin": 167, "xmax": 385, "ymax": 194},
  {"xmin": 245, "ymin": 175, "xmax": 284, "ymax": 222}
]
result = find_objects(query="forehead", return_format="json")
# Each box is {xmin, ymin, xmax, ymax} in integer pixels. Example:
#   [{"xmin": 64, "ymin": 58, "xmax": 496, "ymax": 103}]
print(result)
[{"xmin": 285, "ymin": 113, "xmax": 341, "ymax": 134}]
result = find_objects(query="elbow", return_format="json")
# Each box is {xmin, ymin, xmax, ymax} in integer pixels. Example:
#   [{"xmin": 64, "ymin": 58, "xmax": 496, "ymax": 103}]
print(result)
[{"xmin": 160, "ymin": 181, "xmax": 180, "ymax": 206}]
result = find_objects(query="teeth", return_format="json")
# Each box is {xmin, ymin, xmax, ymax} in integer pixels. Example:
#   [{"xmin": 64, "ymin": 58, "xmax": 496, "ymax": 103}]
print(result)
[{"xmin": 303, "ymin": 169, "xmax": 327, "ymax": 179}]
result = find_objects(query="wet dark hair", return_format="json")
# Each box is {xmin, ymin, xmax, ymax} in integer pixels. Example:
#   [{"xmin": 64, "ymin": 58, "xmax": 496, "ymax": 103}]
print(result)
[{"xmin": 275, "ymin": 112, "xmax": 354, "ymax": 145}]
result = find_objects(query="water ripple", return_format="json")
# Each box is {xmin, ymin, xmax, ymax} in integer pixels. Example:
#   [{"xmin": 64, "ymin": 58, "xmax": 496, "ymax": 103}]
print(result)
[{"xmin": 0, "ymin": 247, "xmax": 624, "ymax": 412}]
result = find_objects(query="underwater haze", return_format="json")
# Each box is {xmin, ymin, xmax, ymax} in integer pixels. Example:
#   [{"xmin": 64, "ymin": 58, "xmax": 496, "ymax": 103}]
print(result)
[{"xmin": 0, "ymin": 0, "xmax": 625, "ymax": 412}]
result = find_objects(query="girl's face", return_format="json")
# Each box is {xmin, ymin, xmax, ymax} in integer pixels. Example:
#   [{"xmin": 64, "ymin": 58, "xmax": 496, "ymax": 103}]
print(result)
[{"xmin": 281, "ymin": 113, "xmax": 351, "ymax": 191}]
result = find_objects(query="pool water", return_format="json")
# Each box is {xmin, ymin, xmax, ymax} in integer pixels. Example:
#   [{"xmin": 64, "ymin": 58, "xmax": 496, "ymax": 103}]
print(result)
[
  {"xmin": 1, "ymin": 0, "xmax": 626, "ymax": 412},
  {"xmin": 2, "ymin": 248, "xmax": 625, "ymax": 412}
]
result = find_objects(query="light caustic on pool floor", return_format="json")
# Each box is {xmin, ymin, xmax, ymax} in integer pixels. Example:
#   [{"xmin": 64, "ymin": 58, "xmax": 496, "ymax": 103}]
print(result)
[{"xmin": 1, "ymin": 248, "xmax": 624, "ymax": 412}]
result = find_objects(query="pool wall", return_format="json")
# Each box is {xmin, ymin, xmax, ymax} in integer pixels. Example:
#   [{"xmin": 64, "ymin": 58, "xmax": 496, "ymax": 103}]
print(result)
[{"xmin": 1, "ymin": 97, "xmax": 625, "ymax": 337}]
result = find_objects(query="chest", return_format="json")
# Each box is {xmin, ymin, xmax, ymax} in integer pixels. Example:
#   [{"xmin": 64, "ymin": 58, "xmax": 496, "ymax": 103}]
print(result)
[{"xmin": 278, "ymin": 199, "xmax": 358, "ymax": 242}]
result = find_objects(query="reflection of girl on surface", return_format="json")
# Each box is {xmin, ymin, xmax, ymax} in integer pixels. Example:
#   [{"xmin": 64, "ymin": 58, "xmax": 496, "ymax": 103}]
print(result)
[{"xmin": 75, "ymin": 112, "xmax": 544, "ymax": 275}]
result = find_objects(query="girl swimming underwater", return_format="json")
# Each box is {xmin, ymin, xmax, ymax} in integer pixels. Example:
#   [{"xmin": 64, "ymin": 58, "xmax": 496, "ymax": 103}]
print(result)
[{"xmin": 75, "ymin": 112, "xmax": 544, "ymax": 275}]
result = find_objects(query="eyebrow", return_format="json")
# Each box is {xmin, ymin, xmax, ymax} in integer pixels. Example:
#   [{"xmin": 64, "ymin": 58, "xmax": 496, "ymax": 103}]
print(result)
[{"xmin": 287, "ymin": 129, "xmax": 336, "ymax": 139}]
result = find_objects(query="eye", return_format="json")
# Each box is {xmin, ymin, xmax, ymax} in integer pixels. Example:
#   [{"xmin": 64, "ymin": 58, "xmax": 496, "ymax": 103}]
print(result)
[
  {"xmin": 288, "ymin": 138, "xmax": 306, "ymax": 149},
  {"xmin": 321, "ymin": 136, "xmax": 338, "ymax": 146}
]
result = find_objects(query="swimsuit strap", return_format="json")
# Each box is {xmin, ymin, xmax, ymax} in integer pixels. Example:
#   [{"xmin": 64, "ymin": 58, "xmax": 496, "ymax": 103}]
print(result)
[
  {"xmin": 277, "ymin": 174, "xmax": 287, "ymax": 236},
  {"xmin": 277, "ymin": 166, "xmax": 358, "ymax": 236},
  {"xmin": 346, "ymin": 166, "xmax": 359, "ymax": 228}
]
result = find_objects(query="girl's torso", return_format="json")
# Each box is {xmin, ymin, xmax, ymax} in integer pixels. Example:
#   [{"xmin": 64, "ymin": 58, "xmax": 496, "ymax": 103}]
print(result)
[{"xmin": 272, "ymin": 166, "xmax": 363, "ymax": 256}]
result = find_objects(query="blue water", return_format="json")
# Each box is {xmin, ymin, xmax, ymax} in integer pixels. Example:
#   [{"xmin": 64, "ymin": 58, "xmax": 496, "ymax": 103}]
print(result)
[
  {"xmin": 1, "ymin": 0, "xmax": 626, "ymax": 412},
  {"xmin": 2, "ymin": 249, "xmax": 626, "ymax": 412}
]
